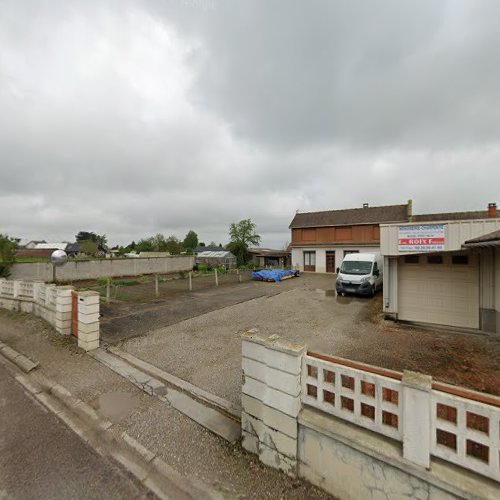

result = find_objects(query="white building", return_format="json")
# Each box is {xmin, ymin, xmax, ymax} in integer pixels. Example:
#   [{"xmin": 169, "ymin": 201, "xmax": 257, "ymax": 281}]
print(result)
[
  {"xmin": 290, "ymin": 202, "xmax": 411, "ymax": 273},
  {"xmin": 381, "ymin": 203, "xmax": 500, "ymax": 332}
]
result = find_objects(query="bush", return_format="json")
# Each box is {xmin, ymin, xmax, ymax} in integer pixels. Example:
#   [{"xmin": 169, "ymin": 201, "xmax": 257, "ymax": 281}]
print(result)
[{"xmin": 0, "ymin": 234, "xmax": 18, "ymax": 278}]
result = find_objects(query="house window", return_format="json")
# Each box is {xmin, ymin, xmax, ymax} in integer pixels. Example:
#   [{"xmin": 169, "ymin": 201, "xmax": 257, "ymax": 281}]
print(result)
[
  {"xmin": 427, "ymin": 255, "xmax": 443, "ymax": 264},
  {"xmin": 304, "ymin": 251, "xmax": 316, "ymax": 266},
  {"xmin": 452, "ymin": 255, "xmax": 469, "ymax": 265}
]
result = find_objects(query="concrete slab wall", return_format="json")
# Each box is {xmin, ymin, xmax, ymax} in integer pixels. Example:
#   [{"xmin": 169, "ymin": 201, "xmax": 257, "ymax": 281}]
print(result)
[
  {"xmin": 9, "ymin": 255, "xmax": 194, "ymax": 282},
  {"xmin": 298, "ymin": 408, "xmax": 495, "ymax": 500}
]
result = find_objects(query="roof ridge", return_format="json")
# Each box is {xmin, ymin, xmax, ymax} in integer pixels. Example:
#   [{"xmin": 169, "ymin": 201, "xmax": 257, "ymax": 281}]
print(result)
[{"xmin": 295, "ymin": 203, "xmax": 407, "ymax": 215}]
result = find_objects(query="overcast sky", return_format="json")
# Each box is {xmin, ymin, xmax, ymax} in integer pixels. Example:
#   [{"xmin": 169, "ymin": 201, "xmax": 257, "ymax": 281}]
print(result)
[{"xmin": 1, "ymin": 0, "xmax": 499, "ymax": 248}]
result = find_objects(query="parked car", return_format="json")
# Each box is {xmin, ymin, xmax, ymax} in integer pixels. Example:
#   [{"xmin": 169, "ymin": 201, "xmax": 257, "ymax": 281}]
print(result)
[{"xmin": 335, "ymin": 253, "xmax": 383, "ymax": 297}]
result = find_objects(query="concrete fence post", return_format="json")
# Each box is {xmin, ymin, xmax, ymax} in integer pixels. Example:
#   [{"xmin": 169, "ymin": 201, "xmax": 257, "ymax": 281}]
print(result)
[
  {"xmin": 45, "ymin": 283, "xmax": 55, "ymax": 308},
  {"xmin": 402, "ymin": 370, "xmax": 432, "ymax": 468},
  {"xmin": 12, "ymin": 280, "xmax": 21, "ymax": 299},
  {"xmin": 214, "ymin": 268, "xmax": 218, "ymax": 286},
  {"xmin": 55, "ymin": 286, "xmax": 74, "ymax": 335},
  {"xmin": 241, "ymin": 330, "xmax": 306, "ymax": 477},
  {"xmin": 188, "ymin": 271, "xmax": 192, "ymax": 291},
  {"xmin": 106, "ymin": 278, "xmax": 111, "ymax": 304},
  {"xmin": 77, "ymin": 291, "xmax": 100, "ymax": 352},
  {"xmin": 155, "ymin": 274, "xmax": 159, "ymax": 297}
]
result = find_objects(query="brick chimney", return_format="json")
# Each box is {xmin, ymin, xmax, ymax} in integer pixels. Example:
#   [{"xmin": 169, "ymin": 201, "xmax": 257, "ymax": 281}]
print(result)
[
  {"xmin": 488, "ymin": 202, "xmax": 497, "ymax": 218},
  {"xmin": 407, "ymin": 199, "xmax": 413, "ymax": 221}
]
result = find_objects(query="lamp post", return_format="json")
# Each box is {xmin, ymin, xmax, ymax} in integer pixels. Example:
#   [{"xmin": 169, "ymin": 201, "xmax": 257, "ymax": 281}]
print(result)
[{"xmin": 50, "ymin": 250, "xmax": 68, "ymax": 284}]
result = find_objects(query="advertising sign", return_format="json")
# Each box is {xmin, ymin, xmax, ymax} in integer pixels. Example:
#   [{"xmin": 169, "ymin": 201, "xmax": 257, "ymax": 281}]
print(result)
[{"xmin": 398, "ymin": 224, "xmax": 446, "ymax": 252}]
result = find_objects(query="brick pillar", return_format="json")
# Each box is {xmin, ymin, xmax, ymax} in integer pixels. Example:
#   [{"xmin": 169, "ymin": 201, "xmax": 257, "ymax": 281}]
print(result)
[
  {"xmin": 241, "ymin": 330, "xmax": 305, "ymax": 477},
  {"xmin": 402, "ymin": 370, "xmax": 432, "ymax": 468},
  {"xmin": 77, "ymin": 291, "xmax": 100, "ymax": 352},
  {"xmin": 55, "ymin": 286, "xmax": 74, "ymax": 335}
]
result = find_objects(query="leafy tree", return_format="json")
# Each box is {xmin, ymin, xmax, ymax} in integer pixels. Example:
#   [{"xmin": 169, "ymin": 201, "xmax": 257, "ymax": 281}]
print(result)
[
  {"xmin": 183, "ymin": 230, "xmax": 199, "ymax": 251},
  {"xmin": 75, "ymin": 231, "xmax": 107, "ymax": 251},
  {"xmin": 229, "ymin": 219, "xmax": 261, "ymax": 247},
  {"xmin": 151, "ymin": 233, "xmax": 167, "ymax": 252},
  {"xmin": 226, "ymin": 241, "xmax": 248, "ymax": 267},
  {"xmin": 165, "ymin": 236, "xmax": 183, "ymax": 255},
  {"xmin": 135, "ymin": 237, "xmax": 154, "ymax": 252},
  {"xmin": 80, "ymin": 240, "xmax": 98, "ymax": 256},
  {"xmin": 228, "ymin": 219, "xmax": 261, "ymax": 266},
  {"xmin": 0, "ymin": 234, "xmax": 18, "ymax": 277}
]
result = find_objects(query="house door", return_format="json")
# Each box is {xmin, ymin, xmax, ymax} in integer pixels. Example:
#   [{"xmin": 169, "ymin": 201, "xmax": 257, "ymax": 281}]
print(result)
[
  {"xmin": 303, "ymin": 251, "xmax": 316, "ymax": 272},
  {"xmin": 326, "ymin": 251, "xmax": 336, "ymax": 273},
  {"xmin": 71, "ymin": 291, "xmax": 78, "ymax": 337}
]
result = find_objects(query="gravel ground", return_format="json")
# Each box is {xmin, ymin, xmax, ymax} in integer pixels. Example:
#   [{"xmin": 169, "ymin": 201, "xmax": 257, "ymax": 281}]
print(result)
[
  {"xmin": 0, "ymin": 309, "xmax": 332, "ymax": 499},
  {"xmin": 118, "ymin": 274, "xmax": 500, "ymax": 404},
  {"xmin": 99, "ymin": 275, "xmax": 305, "ymax": 343}
]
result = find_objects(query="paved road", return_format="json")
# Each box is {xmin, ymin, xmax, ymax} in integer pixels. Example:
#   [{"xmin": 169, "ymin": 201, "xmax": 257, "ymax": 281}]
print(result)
[{"xmin": 0, "ymin": 362, "xmax": 154, "ymax": 500}]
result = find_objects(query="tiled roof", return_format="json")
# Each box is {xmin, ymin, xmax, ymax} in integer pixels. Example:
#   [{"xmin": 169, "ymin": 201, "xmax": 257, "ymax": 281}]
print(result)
[
  {"xmin": 411, "ymin": 211, "xmax": 488, "ymax": 222},
  {"xmin": 464, "ymin": 229, "xmax": 500, "ymax": 245},
  {"xmin": 289, "ymin": 203, "xmax": 409, "ymax": 229}
]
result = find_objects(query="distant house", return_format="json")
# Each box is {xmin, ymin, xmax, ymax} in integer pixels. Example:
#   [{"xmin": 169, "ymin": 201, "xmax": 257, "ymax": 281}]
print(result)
[
  {"xmin": 247, "ymin": 248, "xmax": 291, "ymax": 268},
  {"xmin": 196, "ymin": 250, "xmax": 236, "ymax": 269},
  {"xmin": 24, "ymin": 240, "xmax": 46, "ymax": 249},
  {"xmin": 34, "ymin": 242, "xmax": 68, "ymax": 251},
  {"xmin": 16, "ymin": 241, "xmax": 68, "ymax": 259},
  {"xmin": 289, "ymin": 202, "xmax": 411, "ymax": 273},
  {"xmin": 65, "ymin": 243, "xmax": 82, "ymax": 258}
]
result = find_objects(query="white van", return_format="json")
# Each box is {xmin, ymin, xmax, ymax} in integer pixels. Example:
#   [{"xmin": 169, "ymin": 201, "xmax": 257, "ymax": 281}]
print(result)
[{"xmin": 335, "ymin": 253, "xmax": 383, "ymax": 297}]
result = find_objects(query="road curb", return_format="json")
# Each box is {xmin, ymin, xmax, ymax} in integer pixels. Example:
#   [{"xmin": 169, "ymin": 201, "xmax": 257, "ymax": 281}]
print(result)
[
  {"xmin": 1, "ymin": 341, "xmax": 223, "ymax": 500},
  {"xmin": 0, "ymin": 340, "xmax": 39, "ymax": 372}
]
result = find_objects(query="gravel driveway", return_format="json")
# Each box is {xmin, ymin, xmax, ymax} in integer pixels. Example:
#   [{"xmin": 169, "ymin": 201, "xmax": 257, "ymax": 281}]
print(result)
[{"xmin": 117, "ymin": 273, "xmax": 500, "ymax": 405}]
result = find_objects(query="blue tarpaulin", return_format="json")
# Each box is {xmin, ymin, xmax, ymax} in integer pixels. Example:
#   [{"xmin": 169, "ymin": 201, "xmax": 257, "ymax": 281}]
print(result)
[{"xmin": 251, "ymin": 269, "xmax": 300, "ymax": 282}]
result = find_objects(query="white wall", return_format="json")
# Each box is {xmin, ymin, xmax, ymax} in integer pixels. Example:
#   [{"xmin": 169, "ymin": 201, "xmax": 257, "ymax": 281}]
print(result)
[
  {"xmin": 292, "ymin": 246, "xmax": 380, "ymax": 273},
  {"xmin": 10, "ymin": 255, "xmax": 194, "ymax": 282}
]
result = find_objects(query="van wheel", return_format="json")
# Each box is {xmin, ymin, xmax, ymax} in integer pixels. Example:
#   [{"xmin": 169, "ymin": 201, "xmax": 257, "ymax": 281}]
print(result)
[{"xmin": 370, "ymin": 285, "xmax": 376, "ymax": 297}]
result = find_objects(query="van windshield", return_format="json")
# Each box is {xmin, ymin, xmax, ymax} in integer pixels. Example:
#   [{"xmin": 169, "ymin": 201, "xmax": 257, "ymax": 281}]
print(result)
[{"xmin": 340, "ymin": 261, "xmax": 373, "ymax": 275}]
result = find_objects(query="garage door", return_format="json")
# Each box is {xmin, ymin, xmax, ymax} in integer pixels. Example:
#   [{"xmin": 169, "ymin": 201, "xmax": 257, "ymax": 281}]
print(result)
[{"xmin": 398, "ymin": 253, "xmax": 479, "ymax": 329}]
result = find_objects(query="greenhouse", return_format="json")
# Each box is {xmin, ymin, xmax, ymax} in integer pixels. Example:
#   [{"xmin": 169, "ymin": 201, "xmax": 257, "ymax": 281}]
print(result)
[{"xmin": 195, "ymin": 250, "xmax": 237, "ymax": 270}]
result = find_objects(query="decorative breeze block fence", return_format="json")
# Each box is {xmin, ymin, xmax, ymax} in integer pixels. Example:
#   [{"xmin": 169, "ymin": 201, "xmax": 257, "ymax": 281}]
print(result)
[
  {"xmin": 0, "ymin": 278, "xmax": 100, "ymax": 352},
  {"xmin": 302, "ymin": 352, "xmax": 500, "ymax": 482},
  {"xmin": 242, "ymin": 331, "xmax": 500, "ymax": 485}
]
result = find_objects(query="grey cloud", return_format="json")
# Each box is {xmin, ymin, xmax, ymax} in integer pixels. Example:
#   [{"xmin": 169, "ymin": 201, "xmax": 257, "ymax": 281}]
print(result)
[{"xmin": 1, "ymin": 0, "xmax": 499, "ymax": 248}]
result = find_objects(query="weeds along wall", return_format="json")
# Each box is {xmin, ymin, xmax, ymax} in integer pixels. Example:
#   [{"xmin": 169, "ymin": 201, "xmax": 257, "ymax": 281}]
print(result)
[{"xmin": 9, "ymin": 255, "xmax": 195, "ymax": 282}]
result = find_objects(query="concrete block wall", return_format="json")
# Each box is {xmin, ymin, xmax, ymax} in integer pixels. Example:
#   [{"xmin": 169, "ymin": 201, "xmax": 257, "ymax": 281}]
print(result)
[
  {"xmin": 77, "ymin": 291, "xmax": 100, "ymax": 352},
  {"xmin": 9, "ymin": 255, "xmax": 194, "ymax": 282},
  {"xmin": 241, "ymin": 330, "xmax": 306, "ymax": 476},
  {"xmin": 0, "ymin": 279, "xmax": 100, "ymax": 352}
]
